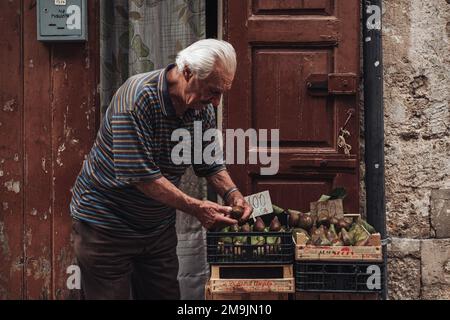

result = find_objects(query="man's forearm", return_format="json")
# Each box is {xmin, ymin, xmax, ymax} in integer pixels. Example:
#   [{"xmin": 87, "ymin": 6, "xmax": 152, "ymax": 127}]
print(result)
[
  {"xmin": 136, "ymin": 177, "xmax": 200, "ymax": 213},
  {"xmin": 206, "ymin": 170, "xmax": 238, "ymax": 199}
]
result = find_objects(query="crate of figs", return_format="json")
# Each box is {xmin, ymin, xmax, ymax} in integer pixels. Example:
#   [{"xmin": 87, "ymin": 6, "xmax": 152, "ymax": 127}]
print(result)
[
  {"xmin": 290, "ymin": 188, "xmax": 383, "ymax": 262},
  {"xmin": 206, "ymin": 205, "xmax": 294, "ymax": 264}
]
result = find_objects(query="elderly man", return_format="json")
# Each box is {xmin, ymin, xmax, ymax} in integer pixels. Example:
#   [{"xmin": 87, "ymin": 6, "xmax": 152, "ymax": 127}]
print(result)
[{"xmin": 70, "ymin": 39, "xmax": 252, "ymax": 300}]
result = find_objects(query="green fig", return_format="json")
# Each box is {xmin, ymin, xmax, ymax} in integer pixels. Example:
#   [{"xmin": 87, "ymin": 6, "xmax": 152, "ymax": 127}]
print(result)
[
  {"xmin": 327, "ymin": 224, "xmax": 339, "ymax": 242},
  {"xmin": 340, "ymin": 228, "xmax": 353, "ymax": 246},
  {"xmin": 357, "ymin": 218, "xmax": 377, "ymax": 234},
  {"xmin": 312, "ymin": 225, "xmax": 326, "ymax": 245},
  {"xmin": 318, "ymin": 194, "xmax": 331, "ymax": 202},
  {"xmin": 240, "ymin": 223, "xmax": 251, "ymax": 233},
  {"xmin": 230, "ymin": 224, "xmax": 239, "ymax": 232},
  {"xmin": 272, "ymin": 204, "xmax": 285, "ymax": 215},
  {"xmin": 340, "ymin": 228, "xmax": 352, "ymax": 246},
  {"xmin": 352, "ymin": 224, "xmax": 370, "ymax": 245}
]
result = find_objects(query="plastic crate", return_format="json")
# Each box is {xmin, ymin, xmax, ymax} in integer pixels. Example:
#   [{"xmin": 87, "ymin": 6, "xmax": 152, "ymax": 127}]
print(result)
[
  {"xmin": 295, "ymin": 261, "xmax": 384, "ymax": 293},
  {"xmin": 206, "ymin": 213, "xmax": 294, "ymax": 264}
]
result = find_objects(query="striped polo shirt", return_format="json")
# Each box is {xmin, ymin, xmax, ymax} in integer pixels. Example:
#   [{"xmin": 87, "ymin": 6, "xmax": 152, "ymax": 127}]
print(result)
[{"xmin": 70, "ymin": 64, "xmax": 226, "ymax": 237}]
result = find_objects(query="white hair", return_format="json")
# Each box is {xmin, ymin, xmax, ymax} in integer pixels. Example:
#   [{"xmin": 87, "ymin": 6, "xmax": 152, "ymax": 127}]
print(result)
[{"xmin": 175, "ymin": 39, "xmax": 237, "ymax": 79}]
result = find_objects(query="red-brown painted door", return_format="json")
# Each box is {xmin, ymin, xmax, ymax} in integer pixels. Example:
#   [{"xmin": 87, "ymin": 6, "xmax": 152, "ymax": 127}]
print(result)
[
  {"xmin": 0, "ymin": 0, "xmax": 99, "ymax": 299},
  {"xmin": 223, "ymin": 0, "xmax": 360, "ymax": 213}
]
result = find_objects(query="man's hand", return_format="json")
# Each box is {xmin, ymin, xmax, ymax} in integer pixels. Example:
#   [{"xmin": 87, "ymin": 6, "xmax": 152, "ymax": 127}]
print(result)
[
  {"xmin": 206, "ymin": 171, "xmax": 253, "ymax": 223},
  {"xmin": 191, "ymin": 200, "xmax": 237, "ymax": 230},
  {"xmin": 226, "ymin": 192, "xmax": 253, "ymax": 223}
]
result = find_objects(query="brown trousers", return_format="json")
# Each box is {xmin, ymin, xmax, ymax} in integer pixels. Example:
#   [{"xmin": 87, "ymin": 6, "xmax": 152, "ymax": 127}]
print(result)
[{"xmin": 72, "ymin": 219, "xmax": 180, "ymax": 300}]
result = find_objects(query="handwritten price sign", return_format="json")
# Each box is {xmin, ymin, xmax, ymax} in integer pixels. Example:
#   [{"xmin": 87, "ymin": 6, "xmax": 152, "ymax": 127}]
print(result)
[{"xmin": 245, "ymin": 190, "xmax": 273, "ymax": 220}]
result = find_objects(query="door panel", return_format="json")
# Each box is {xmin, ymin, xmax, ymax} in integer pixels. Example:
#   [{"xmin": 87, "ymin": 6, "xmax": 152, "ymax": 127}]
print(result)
[
  {"xmin": 253, "ymin": 48, "xmax": 333, "ymax": 147},
  {"xmin": 224, "ymin": 0, "xmax": 360, "ymax": 213},
  {"xmin": 253, "ymin": 0, "xmax": 334, "ymax": 15}
]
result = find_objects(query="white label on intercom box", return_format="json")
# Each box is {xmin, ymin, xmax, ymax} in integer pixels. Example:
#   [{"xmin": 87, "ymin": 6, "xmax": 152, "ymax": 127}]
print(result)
[
  {"xmin": 245, "ymin": 190, "xmax": 273, "ymax": 220},
  {"xmin": 55, "ymin": 0, "xmax": 67, "ymax": 5}
]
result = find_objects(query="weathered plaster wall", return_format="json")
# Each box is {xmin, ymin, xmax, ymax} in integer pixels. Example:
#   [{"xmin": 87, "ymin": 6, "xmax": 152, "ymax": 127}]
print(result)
[{"xmin": 382, "ymin": 0, "xmax": 450, "ymax": 299}]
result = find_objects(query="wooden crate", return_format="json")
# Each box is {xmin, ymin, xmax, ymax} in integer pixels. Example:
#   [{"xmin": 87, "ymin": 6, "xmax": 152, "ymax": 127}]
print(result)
[
  {"xmin": 295, "ymin": 292, "xmax": 380, "ymax": 300},
  {"xmin": 208, "ymin": 264, "xmax": 295, "ymax": 294},
  {"xmin": 295, "ymin": 232, "xmax": 383, "ymax": 262},
  {"xmin": 205, "ymin": 281, "xmax": 290, "ymax": 300}
]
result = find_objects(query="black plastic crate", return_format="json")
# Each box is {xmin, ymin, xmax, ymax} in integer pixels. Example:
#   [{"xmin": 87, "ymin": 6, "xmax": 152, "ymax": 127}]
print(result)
[
  {"xmin": 206, "ymin": 213, "xmax": 294, "ymax": 264},
  {"xmin": 295, "ymin": 261, "xmax": 384, "ymax": 293}
]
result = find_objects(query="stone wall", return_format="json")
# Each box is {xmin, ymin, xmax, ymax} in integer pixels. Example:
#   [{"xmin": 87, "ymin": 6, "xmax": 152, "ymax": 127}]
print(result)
[{"xmin": 382, "ymin": 0, "xmax": 450, "ymax": 299}]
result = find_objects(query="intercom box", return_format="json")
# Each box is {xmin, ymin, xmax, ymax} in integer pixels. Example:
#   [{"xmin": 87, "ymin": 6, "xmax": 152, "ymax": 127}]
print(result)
[{"xmin": 37, "ymin": 0, "xmax": 87, "ymax": 42}]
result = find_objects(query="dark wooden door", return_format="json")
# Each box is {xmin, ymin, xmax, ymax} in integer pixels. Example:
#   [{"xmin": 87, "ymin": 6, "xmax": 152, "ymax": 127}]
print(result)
[
  {"xmin": 0, "ymin": 0, "xmax": 99, "ymax": 299},
  {"xmin": 223, "ymin": 0, "xmax": 360, "ymax": 213}
]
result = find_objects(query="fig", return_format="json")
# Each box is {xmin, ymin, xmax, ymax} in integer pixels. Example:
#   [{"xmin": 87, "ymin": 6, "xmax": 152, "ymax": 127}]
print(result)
[
  {"xmin": 298, "ymin": 212, "xmax": 314, "ymax": 230},
  {"xmin": 230, "ymin": 224, "xmax": 239, "ymax": 233},
  {"xmin": 327, "ymin": 224, "xmax": 339, "ymax": 243},
  {"xmin": 288, "ymin": 209, "xmax": 300, "ymax": 227},
  {"xmin": 253, "ymin": 217, "xmax": 265, "ymax": 232},
  {"xmin": 269, "ymin": 216, "xmax": 282, "ymax": 231},
  {"xmin": 240, "ymin": 223, "xmax": 251, "ymax": 233},
  {"xmin": 312, "ymin": 225, "xmax": 326, "ymax": 245},
  {"xmin": 340, "ymin": 228, "xmax": 352, "ymax": 246},
  {"xmin": 352, "ymin": 224, "xmax": 370, "ymax": 245},
  {"xmin": 231, "ymin": 206, "xmax": 244, "ymax": 220},
  {"xmin": 357, "ymin": 218, "xmax": 377, "ymax": 234},
  {"xmin": 272, "ymin": 204, "xmax": 285, "ymax": 215},
  {"xmin": 330, "ymin": 217, "xmax": 339, "ymax": 225}
]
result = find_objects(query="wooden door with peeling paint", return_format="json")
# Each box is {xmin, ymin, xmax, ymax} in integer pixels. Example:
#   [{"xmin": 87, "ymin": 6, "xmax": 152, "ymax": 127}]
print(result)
[
  {"xmin": 223, "ymin": 0, "xmax": 361, "ymax": 212},
  {"xmin": 0, "ymin": 0, "xmax": 99, "ymax": 299}
]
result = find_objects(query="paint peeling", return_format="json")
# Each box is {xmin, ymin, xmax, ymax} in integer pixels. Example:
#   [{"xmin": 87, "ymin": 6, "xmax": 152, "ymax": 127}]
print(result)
[
  {"xmin": 2, "ymin": 203, "xmax": 8, "ymax": 211},
  {"xmin": 3, "ymin": 99, "xmax": 15, "ymax": 112},
  {"xmin": 30, "ymin": 208, "xmax": 37, "ymax": 216},
  {"xmin": 11, "ymin": 256, "xmax": 24, "ymax": 273},
  {"xmin": 0, "ymin": 170, "xmax": 3, "ymax": 177},
  {"xmin": 4, "ymin": 180, "xmax": 20, "ymax": 193},
  {"xmin": 0, "ymin": 222, "xmax": 10, "ymax": 257},
  {"xmin": 56, "ymin": 143, "xmax": 66, "ymax": 167},
  {"xmin": 41, "ymin": 157, "xmax": 48, "ymax": 174},
  {"xmin": 25, "ymin": 228, "xmax": 32, "ymax": 247},
  {"xmin": 28, "ymin": 257, "xmax": 51, "ymax": 282},
  {"xmin": 85, "ymin": 108, "xmax": 92, "ymax": 130},
  {"xmin": 13, "ymin": 153, "xmax": 19, "ymax": 162},
  {"xmin": 29, "ymin": 59, "xmax": 34, "ymax": 68}
]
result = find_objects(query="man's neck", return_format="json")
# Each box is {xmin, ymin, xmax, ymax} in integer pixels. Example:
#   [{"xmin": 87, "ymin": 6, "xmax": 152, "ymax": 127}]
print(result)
[{"xmin": 166, "ymin": 67, "xmax": 188, "ymax": 117}]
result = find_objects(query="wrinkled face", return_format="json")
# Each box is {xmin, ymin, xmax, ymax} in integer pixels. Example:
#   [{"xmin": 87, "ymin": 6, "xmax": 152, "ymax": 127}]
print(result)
[{"xmin": 182, "ymin": 63, "xmax": 234, "ymax": 110}]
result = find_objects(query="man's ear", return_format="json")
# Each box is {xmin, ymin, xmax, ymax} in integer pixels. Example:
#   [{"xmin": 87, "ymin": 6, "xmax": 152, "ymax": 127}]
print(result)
[{"xmin": 183, "ymin": 67, "xmax": 193, "ymax": 82}]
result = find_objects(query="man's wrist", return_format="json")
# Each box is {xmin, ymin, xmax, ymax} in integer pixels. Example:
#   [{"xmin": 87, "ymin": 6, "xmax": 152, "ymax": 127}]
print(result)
[
  {"xmin": 223, "ymin": 187, "xmax": 239, "ymax": 203},
  {"xmin": 225, "ymin": 189, "xmax": 245, "ymax": 205},
  {"xmin": 182, "ymin": 195, "xmax": 201, "ymax": 214}
]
